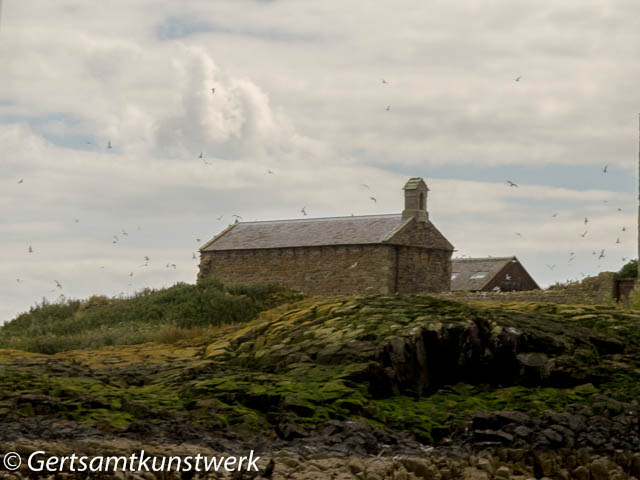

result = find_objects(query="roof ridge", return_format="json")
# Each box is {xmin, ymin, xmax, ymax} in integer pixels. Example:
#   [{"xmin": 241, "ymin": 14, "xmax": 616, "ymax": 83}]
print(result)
[
  {"xmin": 452, "ymin": 256, "xmax": 515, "ymax": 262},
  {"xmin": 236, "ymin": 213, "xmax": 401, "ymax": 225}
]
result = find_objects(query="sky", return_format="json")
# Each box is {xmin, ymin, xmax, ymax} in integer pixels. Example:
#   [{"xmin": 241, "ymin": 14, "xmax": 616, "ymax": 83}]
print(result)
[{"xmin": 1, "ymin": 1, "xmax": 639, "ymax": 323}]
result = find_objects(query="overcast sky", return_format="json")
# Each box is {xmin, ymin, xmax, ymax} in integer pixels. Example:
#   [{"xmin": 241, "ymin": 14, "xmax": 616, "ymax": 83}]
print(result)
[{"xmin": 1, "ymin": 1, "xmax": 639, "ymax": 323}]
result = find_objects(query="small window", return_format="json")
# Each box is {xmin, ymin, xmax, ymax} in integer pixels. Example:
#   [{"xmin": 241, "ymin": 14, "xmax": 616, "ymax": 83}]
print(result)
[{"xmin": 470, "ymin": 272, "xmax": 489, "ymax": 279}]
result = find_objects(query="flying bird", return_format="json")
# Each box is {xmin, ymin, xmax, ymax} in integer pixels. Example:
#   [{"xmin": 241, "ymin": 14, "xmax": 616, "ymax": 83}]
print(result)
[
  {"xmin": 107, "ymin": 140, "xmax": 112, "ymax": 149},
  {"xmin": 515, "ymin": 76, "xmax": 521, "ymax": 82},
  {"xmin": 267, "ymin": 169, "xmax": 274, "ymax": 174},
  {"xmin": 54, "ymin": 280, "xmax": 62, "ymax": 290},
  {"xmin": 74, "ymin": 218, "xmax": 79, "ymax": 223},
  {"xmin": 622, "ymin": 227, "xmax": 627, "ymax": 232},
  {"xmin": 217, "ymin": 215, "xmax": 224, "ymax": 220},
  {"xmin": 211, "ymin": 88, "xmax": 215, "ymax": 94},
  {"xmin": 580, "ymin": 231, "xmax": 588, "ymax": 238},
  {"xmin": 300, "ymin": 207, "xmax": 307, "ymax": 216},
  {"xmin": 584, "ymin": 217, "xmax": 589, "ymax": 225},
  {"xmin": 369, "ymin": 196, "xmax": 377, "ymax": 203},
  {"xmin": 129, "ymin": 272, "xmax": 133, "ymax": 277},
  {"xmin": 514, "ymin": 232, "xmax": 522, "ymax": 237},
  {"xmin": 198, "ymin": 152, "xmax": 203, "ymax": 159},
  {"xmin": 28, "ymin": 245, "xmax": 33, "ymax": 253},
  {"xmin": 385, "ymin": 105, "xmax": 391, "ymax": 111},
  {"xmin": 192, "ymin": 252, "xmax": 197, "ymax": 259},
  {"xmin": 507, "ymin": 181, "xmax": 518, "ymax": 187},
  {"xmin": 616, "ymin": 237, "xmax": 621, "ymax": 244},
  {"xmin": 546, "ymin": 264, "xmax": 556, "ymax": 270},
  {"xmin": 121, "ymin": 229, "xmax": 128, "ymax": 236},
  {"xmin": 382, "ymin": 79, "xmax": 388, "ymax": 84},
  {"xmin": 551, "ymin": 213, "xmax": 558, "ymax": 218},
  {"xmin": 360, "ymin": 184, "xmax": 370, "ymax": 189},
  {"xmin": 349, "ymin": 261, "xmax": 358, "ymax": 269},
  {"xmin": 617, "ymin": 208, "xmax": 622, "ymax": 212},
  {"xmin": 196, "ymin": 238, "xmax": 201, "ymax": 242},
  {"xmin": 602, "ymin": 165, "xmax": 608, "ymax": 173},
  {"xmin": 622, "ymin": 257, "xmax": 628, "ymax": 262},
  {"xmin": 598, "ymin": 249, "xmax": 605, "ymax": 259},
  {"xmin": 505, "ymin": 274, "xmax": 512, "ymax": 280},
  {"xmin": 17, "ymin": 179, "xmax": 23, "ymax": 184}
]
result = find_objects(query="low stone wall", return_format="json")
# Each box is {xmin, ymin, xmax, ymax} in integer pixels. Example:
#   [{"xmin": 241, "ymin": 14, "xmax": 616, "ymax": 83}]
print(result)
[{"xmin": 438, "ymin": 272, "xmax": 619, "ymax": 305}]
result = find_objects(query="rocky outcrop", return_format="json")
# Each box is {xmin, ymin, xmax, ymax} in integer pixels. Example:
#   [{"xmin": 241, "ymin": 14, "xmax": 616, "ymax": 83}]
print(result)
[{"xmin": 1, "ymin": 295, "xmax": 640, "ymax": 478}]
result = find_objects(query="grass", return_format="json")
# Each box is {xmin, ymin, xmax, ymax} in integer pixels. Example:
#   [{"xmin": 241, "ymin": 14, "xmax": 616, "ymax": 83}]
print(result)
[{"xmin": 0, "ymin": 279, "xmax": 302, "ymax": 354}]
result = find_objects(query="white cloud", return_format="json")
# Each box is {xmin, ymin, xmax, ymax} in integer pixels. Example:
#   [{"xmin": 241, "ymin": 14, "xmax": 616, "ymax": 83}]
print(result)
[{"xmin": 1, "ymin": 1, "xmax": 639, "ymax": 322}]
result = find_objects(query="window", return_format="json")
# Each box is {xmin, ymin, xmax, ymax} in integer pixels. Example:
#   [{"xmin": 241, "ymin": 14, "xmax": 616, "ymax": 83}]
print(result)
[{"xmin": 470, "ymin": 272, "xmax": 489, "ymax": 279}]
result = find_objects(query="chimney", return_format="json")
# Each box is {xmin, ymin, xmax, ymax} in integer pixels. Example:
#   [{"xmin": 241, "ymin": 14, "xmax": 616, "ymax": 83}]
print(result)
[{"xmin": 402, "ymin": 177, "xmax": 429, "ymax": 222}]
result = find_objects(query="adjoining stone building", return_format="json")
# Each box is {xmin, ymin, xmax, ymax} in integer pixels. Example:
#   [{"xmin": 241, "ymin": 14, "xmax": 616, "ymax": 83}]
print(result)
[
  {"xmin": 198, "ymin": 178, "xmax": 454, "ymax": 295},
  {"xmin": 451, "ymin": 256, "xmax": 539, "ymax": 292}
]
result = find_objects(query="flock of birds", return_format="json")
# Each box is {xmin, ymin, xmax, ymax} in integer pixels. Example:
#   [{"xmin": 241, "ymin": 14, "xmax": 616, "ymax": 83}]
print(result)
[
  {"xmin": 502, "ymin": 162, "xmax": 630, "ymax": 280},
  {"xmin": 11, "ymin": 77, "xmax": 634, "ymax": 298}
]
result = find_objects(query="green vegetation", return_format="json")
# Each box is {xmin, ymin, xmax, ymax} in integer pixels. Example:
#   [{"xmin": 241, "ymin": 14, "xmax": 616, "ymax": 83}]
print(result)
[
  {"xmin": 0, "ymin": 280, "xmax": 301, "ymax": 354},
  {"xmin": 1, "ymin": 291, "xmax": 639, "ymax": 443},
  {"xmin": 618, "ymin": 259, "xmax": 638, "ymax": 278}
]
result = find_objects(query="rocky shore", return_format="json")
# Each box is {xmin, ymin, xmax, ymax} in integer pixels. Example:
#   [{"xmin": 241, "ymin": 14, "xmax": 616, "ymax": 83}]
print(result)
[{"xmin": 2, "ymin": 294, "xmax": 640, "ymax": 479}]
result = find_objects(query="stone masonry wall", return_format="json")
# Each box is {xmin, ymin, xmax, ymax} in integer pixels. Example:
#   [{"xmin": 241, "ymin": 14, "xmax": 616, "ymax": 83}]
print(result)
[
  {"xmin": 390, "ymin": 217, "xmax": 453, "ymax": 250},
  {"xmin": 198, "ymin": 244, "xmax": 396, "ymax": 295},
  {"xmin": 437, "ymin": 272, "xmax": 618, "ymax": 305},
  {"xmin": 388, "ymin": 217, "xmax": 453, "ymax": 293},
  {"xmin": 396, "ymin": 246, "xmax": 452, "ymax": 293}
]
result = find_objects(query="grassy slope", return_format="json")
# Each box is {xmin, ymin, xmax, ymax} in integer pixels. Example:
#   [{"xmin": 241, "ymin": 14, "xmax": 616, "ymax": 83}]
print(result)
[
  {"xmin": 0, "ymin": 280, "xmax": 301, "ymax": 353},
  {"xmin": 1, "ymin": 290, "xmax": 639, "ymax": 443}
]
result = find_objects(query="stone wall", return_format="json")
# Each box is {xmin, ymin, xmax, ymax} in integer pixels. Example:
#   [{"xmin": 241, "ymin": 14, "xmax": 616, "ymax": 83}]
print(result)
[
  {"xmin": 390, "ymin": 217, "xmax": 453, "ymax": 250},
  {"xmin": 438, "ymin": 272, "xmax": 618, "ymax": 305},
  {"xmin": 199, "ymin": 244, "xmax": 396, "ymax": 295},
  {"xmin": 396, "ymin": 246, "xmax": 452, "ymax": 293}
]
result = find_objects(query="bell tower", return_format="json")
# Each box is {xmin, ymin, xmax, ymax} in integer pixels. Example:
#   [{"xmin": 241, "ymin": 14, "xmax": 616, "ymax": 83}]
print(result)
[{"xmin": 402, "ymin": 177, "xmax": 429, "ymax": 222}]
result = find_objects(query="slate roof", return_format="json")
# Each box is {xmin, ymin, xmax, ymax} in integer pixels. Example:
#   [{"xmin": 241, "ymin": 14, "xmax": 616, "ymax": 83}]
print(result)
[
  {"xmin": 201, "ymin": 214, "xmax": 415, "ymax": 251},
  {"xmin": 451, "ymin": 257, "xmax": 515, "ymax": 291}
]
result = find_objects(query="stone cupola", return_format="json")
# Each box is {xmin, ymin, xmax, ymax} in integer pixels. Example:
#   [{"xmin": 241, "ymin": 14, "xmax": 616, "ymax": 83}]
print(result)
[{"xmin": 402, "ymin": 177, "xmax": 429, "ymax": 222}]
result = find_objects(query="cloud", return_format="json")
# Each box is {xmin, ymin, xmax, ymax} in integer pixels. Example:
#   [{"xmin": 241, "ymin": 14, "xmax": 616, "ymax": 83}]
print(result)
[{"xmin": 1, "ymin": 1, "xmax": 638, "ymax": 322}]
